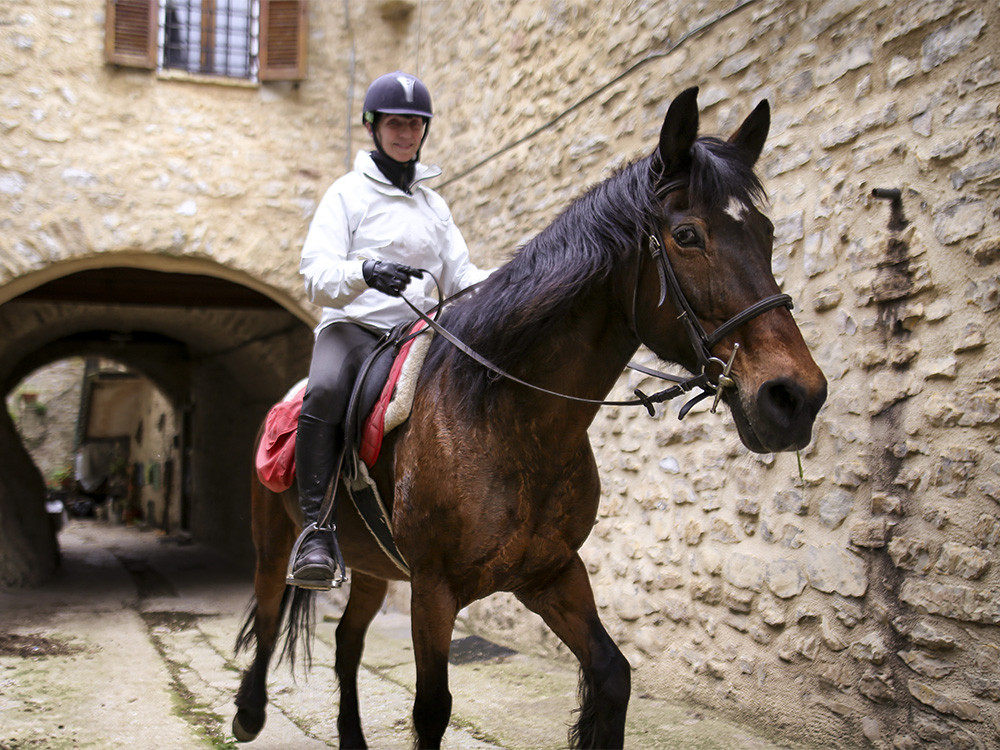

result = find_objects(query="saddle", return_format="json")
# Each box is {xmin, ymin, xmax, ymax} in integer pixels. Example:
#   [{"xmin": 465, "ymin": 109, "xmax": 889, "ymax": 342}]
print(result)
[{"xmin": 255, "ymin": 320, "xmax": 430, "ymax": 575}]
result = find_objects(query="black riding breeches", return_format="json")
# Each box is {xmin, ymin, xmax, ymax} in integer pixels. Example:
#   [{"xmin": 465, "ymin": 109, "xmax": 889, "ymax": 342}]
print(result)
[{"xmin": 301, "ymin": 322, "xmax": 383, "ymax": 429}]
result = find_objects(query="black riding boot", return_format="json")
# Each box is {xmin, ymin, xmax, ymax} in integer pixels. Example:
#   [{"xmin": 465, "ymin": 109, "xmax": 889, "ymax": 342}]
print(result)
[{"xmin": 289, "ymin": 414, "xmax": 345, "ymax": 589}]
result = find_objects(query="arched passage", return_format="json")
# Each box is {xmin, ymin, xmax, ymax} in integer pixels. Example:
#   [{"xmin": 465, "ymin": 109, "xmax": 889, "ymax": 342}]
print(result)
[{"xmin": 0, "ymin": 261, "xmax": 315, "ymax": 587}]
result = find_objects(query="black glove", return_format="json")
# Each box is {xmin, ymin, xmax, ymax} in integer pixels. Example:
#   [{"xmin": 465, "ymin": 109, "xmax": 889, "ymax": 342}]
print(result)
[{"xmin": 362, "ymin": 260, "xmax": 423, "ymax": 297}]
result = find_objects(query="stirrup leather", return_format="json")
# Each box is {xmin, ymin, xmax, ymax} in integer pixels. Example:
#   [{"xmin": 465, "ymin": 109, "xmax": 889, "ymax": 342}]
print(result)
[{"xmin": 286, "ymin": 522, "xmax": 348, "ymax": 590}]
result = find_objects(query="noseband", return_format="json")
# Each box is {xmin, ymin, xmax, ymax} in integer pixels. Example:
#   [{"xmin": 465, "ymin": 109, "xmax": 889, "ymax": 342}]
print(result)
[{"xmin": 629, "ymin": 179, "xmax": 793, "ymax": 417}]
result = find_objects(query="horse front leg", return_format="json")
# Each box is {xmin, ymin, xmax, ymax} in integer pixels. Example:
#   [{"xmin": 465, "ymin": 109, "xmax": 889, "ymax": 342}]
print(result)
[
  {"xmin": 335, "ymin": 571, "xmax": 388, "ymax": 749},
  {"xmin": 409, "ymin": 576, "xmax": 458, "ymax": 750},
  {"xmin": 516, "ymin": 554, "xmax": 630, "ymax": 750}
]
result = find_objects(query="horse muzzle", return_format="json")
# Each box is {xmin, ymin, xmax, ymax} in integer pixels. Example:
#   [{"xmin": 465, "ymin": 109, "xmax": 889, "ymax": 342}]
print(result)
[{"xmin": 730, "ymin": 375, "xmax": 827, "ymax": 453}]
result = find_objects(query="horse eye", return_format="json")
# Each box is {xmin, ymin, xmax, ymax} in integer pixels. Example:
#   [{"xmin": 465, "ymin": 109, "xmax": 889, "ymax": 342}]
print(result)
[{"xmin": 672, "ymin": 225, "xmax": 703, "ymax": 248}]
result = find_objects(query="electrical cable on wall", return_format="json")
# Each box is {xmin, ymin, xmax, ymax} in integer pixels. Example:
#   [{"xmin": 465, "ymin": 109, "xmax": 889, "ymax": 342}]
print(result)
[
  {"xmin": 343, "ymin": 0, "xmax": 357, "ymax": 171},
  {"xmin": 438, "ymin": 0, "xmax": 763, "ymax": 189}
]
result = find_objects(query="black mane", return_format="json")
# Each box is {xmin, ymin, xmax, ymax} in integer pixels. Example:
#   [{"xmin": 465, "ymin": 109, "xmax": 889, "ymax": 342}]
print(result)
[{"xmin": 424, "ymin": 136, "xmax": 765, "ymax": 411}]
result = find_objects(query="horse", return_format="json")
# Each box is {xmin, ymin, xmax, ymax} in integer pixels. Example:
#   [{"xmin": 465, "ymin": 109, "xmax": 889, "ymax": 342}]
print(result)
[{"xmin": 233, "ymin": 87, "xmax": 827, "ymax": 749}]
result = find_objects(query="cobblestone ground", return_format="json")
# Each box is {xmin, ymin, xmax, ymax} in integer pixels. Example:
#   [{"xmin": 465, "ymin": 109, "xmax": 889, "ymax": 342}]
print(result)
[{"xmin": 0, "ymin": 520, "xmax": 812, "ymax": 749}]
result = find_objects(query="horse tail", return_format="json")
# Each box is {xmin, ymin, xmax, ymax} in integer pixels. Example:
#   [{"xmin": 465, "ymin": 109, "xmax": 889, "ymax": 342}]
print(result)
[
  {"xmin": 233, "ymin": 584, "xmax": 317, "ymax": 671},
  {"xmin": 568, "ymin": 670, "xmax": 600, "ymax": 749},
  {"xmin": 233, "ymin": 596, "xmax": 259, "ymax": 657},
  {"xmin": 278, "ymin": 585, "xmax": 316, "ymax": 669}
]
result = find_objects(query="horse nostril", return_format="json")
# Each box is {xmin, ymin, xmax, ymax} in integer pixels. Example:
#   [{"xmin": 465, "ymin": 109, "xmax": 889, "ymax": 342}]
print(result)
[{"xmin": 759, "ymin": 378, "xmax": 806, "ymax": 425}]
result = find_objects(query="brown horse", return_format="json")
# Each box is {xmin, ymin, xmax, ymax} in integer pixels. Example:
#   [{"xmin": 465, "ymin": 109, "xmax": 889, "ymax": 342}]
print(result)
[{"xmin": 233, "ymin": 87, "xmax": 827, "ymax": 749}]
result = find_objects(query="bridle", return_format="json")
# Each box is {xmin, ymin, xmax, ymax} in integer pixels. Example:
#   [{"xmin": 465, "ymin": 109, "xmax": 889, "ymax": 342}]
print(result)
[
  {"xmin": 402, "ymin": 179, "xmax": 793, "ymax": 418},
  {"xmin": 630, "ymin": 178, "xmax": 793, "ymax": 416}
]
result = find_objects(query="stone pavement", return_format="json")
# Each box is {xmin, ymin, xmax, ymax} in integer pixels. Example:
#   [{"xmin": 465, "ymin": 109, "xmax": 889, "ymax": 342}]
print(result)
[{"xmin": 0, "ymin": 521, "xmax": 808, "ymax": 749}]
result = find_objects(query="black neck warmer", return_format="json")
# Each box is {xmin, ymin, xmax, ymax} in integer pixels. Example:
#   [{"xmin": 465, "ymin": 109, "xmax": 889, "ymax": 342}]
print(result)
[{"xmin": 370, "ymin": 150, "xmax": 416, "ymax": 194}]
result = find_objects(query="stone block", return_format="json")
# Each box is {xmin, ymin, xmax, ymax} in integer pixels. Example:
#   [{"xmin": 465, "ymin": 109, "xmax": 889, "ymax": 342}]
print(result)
[
  {"xmin": 957, "ymin": 55, "xmax": 1000, "ymax": 95},
  {"xmin": 880, "ymin": 0, "xmax": 955, "ymax": 44},
  {"xmin": 970, "ymin": 235, "xmax": 1000, "ymax": 265},
  {"xmin": 833, "ymin": 596, "xmax": 864, "ymax": 628},
  {"xmin": 921, "ymin": 11, "xmax": 986, "ymax": 71},
  {"xmin": 709, "ymin": 517, "xmax": 741, "ymax": 544},
  {"xmin": 819, "ymin": 488, "xmax": 854, "ymax": 529},
  {"xmin": 871, "ymin": 492, "xmax": 903, "ymax": 515},
  {"xmin": 0, "ymin": 171, "xmax": 26, "ymax": 196},
  {"xmin": 851, "ymin": 632, "xmax": 890, "ymax": 665},
  {"xmin": 849, "ymin": 518, "xmax": 891, "ymax": 548},
  {"xmin": 900, "ymin": 618, "xmax": 959, "ymax": 651},
  {"xmin": 774, "ymin": 487, "xmax": 808, "ymax": 515},
  {"xmin": 833, "ymin": 461, "xmax": 869, "ymax": 488},
  {"xmin": 888, "ymin": 536, "xmax": 936, "ymax": 574},
  {"xmin": 933, "ymin": 197, "xmax": 987, "ymax": 245},
  {"xmin": 953, "ymin": 323, "xmax": 986, "ymax": 354},
  {"xmin": 722, "ymin": 552, "xmax": 766, "ymax": 591},
  {"xmin": 965, "ymin": 673, "xmax": 1000, "ymax": 702},
  {"xmin": 814, "ymin": 40, "xmax": 873, "ymax": 86},
  {"xmin": 967, "ymin": 276, "xmax": 1000, "ymax": 314},
  {"xmin": 757, "ymin": 592, "xmax": 787, "ymax": 626},
  {"xmin": 898, "ymin": 649, "xmax": 956, "ymax": 679},
  {"xmin": 887, "ymin": 55, "xmax": 918, "ymax": 88},
  {"xmin": 724, "ymin": 586, "xmax": 754, "ymax": 614},
  {"xmin": 935, "ymin": 541, "xmax": 991, "ymax": 580},
  {"xmin": 858, "ymin": 667, "xmax": 895, "ymax": 704},
  {"xmin": 900, "ymin": 578, "xmax": 1000, "ymax": 624},
  {"xmin": 821, "ymin": 615, "xmax": 848, "ymax": 651},
  {"xmin": 973, "ymin": 514, "xmax": 1000, "ymax": 546},
  {"xmin": 691, "ymin": 578, "xmax": 723, "ymax": 606},
  {"xmin": 950, "ymin": 156, "xmax": 1000, "ymax": 190},
  {"xmin": 908, "ymin": 679, "xmax": 982, "ymax": 721},
  {"xmin": 660, "ymin": 595, "xmax": 691, "ymax": 624},
  {"xmin": 920, "ymin": 355, "xmax": 958, "ymax": 380},
  {"xmin": 806, "ymin": 545, "xmax": 868, "ymax": 596},
  {"xmin": 682, "ymin": 518, "xmax": 703, "ymax": 545},
  {"xmin": 811, "ymin": 286, "xmax": 843, "ymax": 311},
  {"xmin": 820, "ymin": 103, "xmax": 898, "ymax": 149}
]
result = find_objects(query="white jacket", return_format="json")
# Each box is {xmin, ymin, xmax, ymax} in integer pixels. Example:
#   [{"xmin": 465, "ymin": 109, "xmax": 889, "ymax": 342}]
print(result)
[{"xmin": 300, "ymin": 151, "xmax": 491, "ymax": 334}]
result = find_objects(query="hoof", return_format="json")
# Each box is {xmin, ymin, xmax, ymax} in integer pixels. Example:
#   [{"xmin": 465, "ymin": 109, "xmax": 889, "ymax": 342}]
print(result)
[{"xmin": 232, "ymin": 710, "xmax": 264, "ymax": 743}]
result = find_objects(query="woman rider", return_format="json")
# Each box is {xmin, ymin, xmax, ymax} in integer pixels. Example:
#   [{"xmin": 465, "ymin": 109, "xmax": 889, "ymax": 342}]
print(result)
[{"xmin": 290, "ymin": 71, "xmax": 491, "ymax": 589}]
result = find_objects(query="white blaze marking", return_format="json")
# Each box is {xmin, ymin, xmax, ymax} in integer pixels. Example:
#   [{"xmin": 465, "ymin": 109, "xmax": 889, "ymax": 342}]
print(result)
[{"xmin": 725, "ymin": 196, "xmax": 749, "ymax": 222}]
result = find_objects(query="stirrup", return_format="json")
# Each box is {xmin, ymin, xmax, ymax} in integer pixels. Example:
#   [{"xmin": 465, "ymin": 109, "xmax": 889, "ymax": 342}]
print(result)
[{"xmin": 286, "ymin": 522, "xmax": 348, "ymax": 590}]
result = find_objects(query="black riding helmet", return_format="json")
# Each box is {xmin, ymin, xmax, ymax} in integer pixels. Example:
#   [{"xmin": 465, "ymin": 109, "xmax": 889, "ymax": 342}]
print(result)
[{"xmin": 363, "ymin": 71, "xmax": 433, "ymax": 164}]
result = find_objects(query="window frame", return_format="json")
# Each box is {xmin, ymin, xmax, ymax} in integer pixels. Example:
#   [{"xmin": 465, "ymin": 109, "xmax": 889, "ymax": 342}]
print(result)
[{"xmin": 104, "ymin": 0, "xmax": 308, "ymax": 82}]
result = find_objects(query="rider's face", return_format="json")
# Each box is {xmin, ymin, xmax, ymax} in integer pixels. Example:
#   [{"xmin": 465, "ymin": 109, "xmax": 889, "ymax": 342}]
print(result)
[{"xmin": 369, "ymin": 115, "xmax": 426, "ymax": 163}]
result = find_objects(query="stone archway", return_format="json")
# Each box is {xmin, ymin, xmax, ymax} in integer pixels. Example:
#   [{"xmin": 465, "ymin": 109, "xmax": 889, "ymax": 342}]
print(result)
[{"xmin": 0, "ymin": 259, "xmax": 315, "ymax": 588}]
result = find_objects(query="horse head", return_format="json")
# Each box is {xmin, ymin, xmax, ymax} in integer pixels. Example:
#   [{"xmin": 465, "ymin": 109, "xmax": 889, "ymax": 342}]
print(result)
[{"xmin": 636, "ymin": 87, "xmax": 826, "ymax": 453}]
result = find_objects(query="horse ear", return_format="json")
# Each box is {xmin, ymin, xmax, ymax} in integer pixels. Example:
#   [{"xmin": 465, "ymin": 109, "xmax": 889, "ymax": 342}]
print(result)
[
  {"xmin": 653, "ymin": 87, "xmax": 699, "ymax": 179},
  {"xmin": 728, "ymin": 98, "xmax": 770, "ymax": 165}
]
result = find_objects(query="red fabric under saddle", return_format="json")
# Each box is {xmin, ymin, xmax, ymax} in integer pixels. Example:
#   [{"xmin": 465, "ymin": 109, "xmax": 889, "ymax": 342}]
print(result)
[
  {"xmin": 255, "ymin": 384, "xmax": 305, "ymax": 493},
  {"xmin": 254, "ymin": 321, "xmax": 427, "ymax": 493}
]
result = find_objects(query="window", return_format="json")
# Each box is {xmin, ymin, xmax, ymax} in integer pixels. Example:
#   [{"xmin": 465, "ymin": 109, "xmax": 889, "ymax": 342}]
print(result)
[
  {"xmin": 163, "ymin": 1, "xmax": 255, "ymax": 79},
  {"xmin": 104, "ymin": 0, "xmax": 308, "ymax": 81}
]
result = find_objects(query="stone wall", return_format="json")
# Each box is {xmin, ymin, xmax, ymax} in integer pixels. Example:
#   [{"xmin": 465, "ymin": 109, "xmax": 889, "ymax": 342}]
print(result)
[
  {"xmin": 5, "ymin": 358, "xmax": 83, "ymax": 487},
  {"xmin": 416, "ymin": 1, "xmax": 1000, "ymax": 748},
  {"xmin": 1, "ymin": 0, "xmax": 999, "ymax": 746}
]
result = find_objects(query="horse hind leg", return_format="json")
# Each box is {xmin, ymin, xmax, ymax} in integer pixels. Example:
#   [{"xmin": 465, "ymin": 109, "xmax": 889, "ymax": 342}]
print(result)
[
  {"xmin": 233, "ymin": 482, "xmax": 299, "ymax": 742},
  {"xmin": 334, "ymin": 571, "xmax": 388, "ymax": 749},
  {"xmin": 233, "ymin": 581, "xmax": 289, "ymax": 741},
  {"xmin": 516, "ymin": 555, "xmax": 630, "ymax": 750}
]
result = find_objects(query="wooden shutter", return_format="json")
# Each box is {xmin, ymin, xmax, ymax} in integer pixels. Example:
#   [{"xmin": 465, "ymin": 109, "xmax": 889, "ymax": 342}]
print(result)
[
  {"xmin": 104, "ymin": 0, "xmax": 158, "ymax": 69},
  {"xmin": 259, "ymin": 0, "xmax": 308, "ymax": 81}
]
